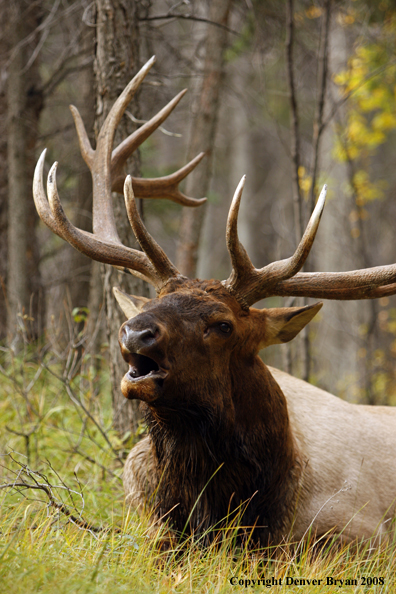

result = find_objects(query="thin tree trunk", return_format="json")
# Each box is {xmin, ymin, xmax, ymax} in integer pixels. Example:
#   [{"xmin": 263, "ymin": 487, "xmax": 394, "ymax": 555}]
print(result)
[
  {"xmin": 345, "ymin": 153, "xmax": 379, "ymax": 404},
  {"xmin": 305, "ymin": 0, "xmax": 332, "ymax": 384},
  {"xmin": 309, "ymin": 0, "xmax": 332, "ymax": 214},
  {"xmin": 176, "ymin": 0, "xmax": 232, "ymax": 277},
  {"xmin": 285, "ymin": 0, "xmax": 305, "ymax": 378},
  {"xmin": 6, "ymin": 1, "xmax": 43, "ymax": 343},
  {"xmin": 7, "ymin": 2, "xmax": 28, "ymax": 340},
  {"xmin": 69, "ymin": 33, "xmax": 95, "ymax": 316},
  {"xmin": 0, "ymin": 1, "xmax": 8, "ymax": 339},
  {"xmin": 93, "ymin": 0, "xmax": 147, "ymax": 437},
  {"xmin": 285, "ymin": 1, "xmax": 332, "ymax": 381},
  {"xmin": 25, "ymin": 7, "xmax": 45, "ymax": 339},
  {"xmin": 286, "ymin": 0, "xmax": 304, "ymax": 247}
]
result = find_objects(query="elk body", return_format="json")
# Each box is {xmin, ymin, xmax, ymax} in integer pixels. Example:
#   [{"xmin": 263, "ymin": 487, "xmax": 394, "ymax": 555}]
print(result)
[{"xmin": 33, "ymin": 58, "xmax": 396, "ymax": 546}]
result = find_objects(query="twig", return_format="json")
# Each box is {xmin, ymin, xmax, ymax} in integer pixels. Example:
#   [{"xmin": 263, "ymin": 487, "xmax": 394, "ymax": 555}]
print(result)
[
  {"xmin": 68, "ymin": 448, "xmax": 123, "ymax": 483},
  {"xmin": 0, "ymin": 364, "xmax": 41, "ymax": 419},
  {"xmin": 126, "ymin": 111, "xmax": 182, "ymax": 138},
  {"xmin": 42, "ymin": 364, "xmax": 123, "ymax": 464},
  {"xmin": 139, "ymin": 13, "xmax": 239, "ymax": 36},
  {"xmin": 1, "ymin": 455, "xmax": 116, "ymax": 535},
  {"xmin": 5, "ymin": 423, "xmax": 41, "ymax": 465},
  {"xmin": 41, "ymin": 57, "xmax": 93, "ymax": 98}
]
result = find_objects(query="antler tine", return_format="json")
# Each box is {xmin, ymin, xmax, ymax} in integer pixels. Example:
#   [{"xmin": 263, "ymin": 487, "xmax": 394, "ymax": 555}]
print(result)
[
  {"xmin": 111, "ymin": 88, "xmax": 187, "ymax": 176},
  {"xmin": 33, "ymin": 149, "xmax": 65, "ymax": 239},
  {"xmin": 114, "ymin": 152, "xmax": 207, "ymax": 206},
  {"xmin": 259, "ymin": 184, "xmax": 327, "ymax": 280},
  {"xmin": 89, "ymin": 56, "xmax": 156, "ymax": 243},
  {"xmin": 123, "ymin": 176, "xmax": 184, "ymax": 287},
  {"xmin": 110, "ymin": 89, "xmax": 207, "ymax": 206},
  {"xmin": 45, "ymin": 162, "xmax": 157, "ymax": 285},
  {"xmin": 69, "ymin": 105, "xmax": 94, "ymax": 169},
  {"xmin": 69, "ymin": 56, "xmax": 206, "ymax": 240},
  {"xmin": 223, "ymin": 175, "xmax": 255, "ymax": 291},
  {"xmin": 223, "ymin": 180, "xmax": 327, "ymax": 307},
  {"xmin": 98, "ymin": 56, "xmax": 157, "ymax": 157}
]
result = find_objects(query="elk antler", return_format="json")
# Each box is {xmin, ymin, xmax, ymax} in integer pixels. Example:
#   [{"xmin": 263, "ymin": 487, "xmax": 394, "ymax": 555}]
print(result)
[
  {"xmin": 33, "ymin": 56, "xmax": 202, "ymax": 290},
  {"xmin": 223, "ymin": 177, "xmax": 396, "ymax": 307}
]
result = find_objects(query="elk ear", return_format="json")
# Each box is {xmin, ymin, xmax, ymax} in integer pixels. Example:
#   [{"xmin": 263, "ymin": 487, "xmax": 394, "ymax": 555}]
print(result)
[
  {"xmin": 258, "ymin": 302, "xmax": 323, "ymax": 348},
  {"xmin": 113, "ymin": 287, "xmax": 151, "ymax": 319}
]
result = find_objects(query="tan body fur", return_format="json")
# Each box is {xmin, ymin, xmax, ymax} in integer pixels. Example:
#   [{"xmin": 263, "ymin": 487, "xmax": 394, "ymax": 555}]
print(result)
[{"xmin": 273, "ymin": 367, "xmax": 396, "ymax": 542}]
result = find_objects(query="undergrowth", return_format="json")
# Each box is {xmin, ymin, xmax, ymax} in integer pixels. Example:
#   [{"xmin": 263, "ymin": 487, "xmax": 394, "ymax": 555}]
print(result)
[{"xmin": 0, "ymin": 340, "xmax": 395, "ymax": 593}]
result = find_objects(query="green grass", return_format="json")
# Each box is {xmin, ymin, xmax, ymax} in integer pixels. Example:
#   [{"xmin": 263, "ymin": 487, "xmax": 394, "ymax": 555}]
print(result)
[
  {"xmin": 1, "ymin": 343, "xmax": 396, "ymax": 593},
  {"xmin": 1, "ymin": 505, "xmax": 396, "ymax": 593}
]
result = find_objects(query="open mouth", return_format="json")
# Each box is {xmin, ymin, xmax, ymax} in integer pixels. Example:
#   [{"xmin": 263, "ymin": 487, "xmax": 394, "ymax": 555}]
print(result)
[{"xmin": 127, "ymin": 353, "xmax": 167, "ymax": 383}]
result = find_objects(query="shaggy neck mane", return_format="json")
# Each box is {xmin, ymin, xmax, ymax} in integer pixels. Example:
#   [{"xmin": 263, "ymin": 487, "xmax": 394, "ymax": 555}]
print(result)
[{"xmin": 143, "ymin": 360, "xmax": 301, "ymax": 545}]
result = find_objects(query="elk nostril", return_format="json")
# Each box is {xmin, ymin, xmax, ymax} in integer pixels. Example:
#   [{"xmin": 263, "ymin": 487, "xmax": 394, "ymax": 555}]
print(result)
[
  {"xmin": 122, "ymin": 324, "xmax": 160, "ymax": 351},
  {"xmin": 139, "ymin": 328, "xmax": 157, "ymax": 343}
]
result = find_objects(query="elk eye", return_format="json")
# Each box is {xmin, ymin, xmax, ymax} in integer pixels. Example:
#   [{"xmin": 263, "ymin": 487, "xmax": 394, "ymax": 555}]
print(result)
[{"xmin": 219, "ymin": 322, "xmax": 232, "ymax": 334}]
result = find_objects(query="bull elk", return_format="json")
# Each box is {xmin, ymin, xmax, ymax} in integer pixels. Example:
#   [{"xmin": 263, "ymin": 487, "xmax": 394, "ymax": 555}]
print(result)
[{"xmin": 33, "ymin": 57, "xmax": 396, "ymax": 547}]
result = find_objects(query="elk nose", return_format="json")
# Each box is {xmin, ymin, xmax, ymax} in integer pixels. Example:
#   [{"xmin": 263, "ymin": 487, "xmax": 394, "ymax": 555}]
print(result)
[{"xmin": 121, "ymin": 324, "xmax": 160, "ymax": 353}]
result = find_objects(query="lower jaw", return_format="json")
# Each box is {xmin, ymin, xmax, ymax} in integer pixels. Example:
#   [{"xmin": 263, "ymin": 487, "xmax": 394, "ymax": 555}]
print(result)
[{"xmin": 121, "ymin": 374, "xmax": 163, "ymax": 402}]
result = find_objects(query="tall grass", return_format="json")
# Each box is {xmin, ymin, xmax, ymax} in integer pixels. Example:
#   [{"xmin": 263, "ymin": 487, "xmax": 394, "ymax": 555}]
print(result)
[
  {"xmin": 1, "ymin": 341, "xmax": 395, "ymax": 593},
  {"xmin": 1, "ymin": 502, "xmax": 395, "ymax": 593}
]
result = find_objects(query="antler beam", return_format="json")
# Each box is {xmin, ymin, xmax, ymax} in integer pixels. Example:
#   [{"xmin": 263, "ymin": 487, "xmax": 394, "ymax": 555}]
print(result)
[{"xmin": 269, "ymin": 269, "xmax": 396, "ymax": 300}]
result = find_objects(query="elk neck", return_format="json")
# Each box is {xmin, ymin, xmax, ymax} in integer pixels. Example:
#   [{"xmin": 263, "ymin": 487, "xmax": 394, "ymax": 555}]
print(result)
[{"xmin": 142, "ymin": 352, "xmax": 301, "ymax": 543}]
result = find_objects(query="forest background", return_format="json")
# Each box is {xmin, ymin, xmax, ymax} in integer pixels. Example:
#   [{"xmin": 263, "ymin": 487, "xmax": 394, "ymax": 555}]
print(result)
[{"xmin": 1, "ymin": 0, "xmax": 396, "ymax": 591}]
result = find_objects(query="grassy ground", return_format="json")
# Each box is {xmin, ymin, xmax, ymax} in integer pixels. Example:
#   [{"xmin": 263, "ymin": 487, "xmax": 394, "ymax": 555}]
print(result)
[{"xmin": 1, "ymin": 341, "xmax": 395, "ymax": 593}]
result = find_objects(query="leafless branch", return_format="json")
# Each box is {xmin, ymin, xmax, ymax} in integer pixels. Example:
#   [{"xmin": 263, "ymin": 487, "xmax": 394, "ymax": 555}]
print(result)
[
  {"xmin": 42, "ymin": 364, "xmax": 123, "ymax": 464},
  {"xmin": 40, "ymin": 55, "xmax": 93, "ymax": 98},
  {"xmin": 139, "ymin": 13, "xmax": 239, "ymax": 36},
  {"xmin": 7, "ymin": 0, "xmax": 61, "ymax": 69},
  {"xmin": 126, "ymin": 111, "xmax": 182, "ymax": 138},
  {"xmin": 0, "ymin": 363, "xmax": 42, "ymax": 418},
  {"xmin": 0, "ymin": 454, "xmax": 114, "ymax": 535},
  {"xmin": 67, "ymin": 448, "xmax": 123, "ymax": 483}
]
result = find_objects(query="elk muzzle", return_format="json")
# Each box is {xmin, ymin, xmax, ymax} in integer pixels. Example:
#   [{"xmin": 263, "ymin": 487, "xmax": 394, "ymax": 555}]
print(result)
[{"xmin": 119, "ymin": 317, "xmax": 169, "ymax": 402}]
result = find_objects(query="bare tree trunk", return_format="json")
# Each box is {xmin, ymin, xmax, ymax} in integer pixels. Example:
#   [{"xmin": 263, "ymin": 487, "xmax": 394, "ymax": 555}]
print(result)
[
  {"xmin": 285, "ymin": 0, "xmax": 305, "ymax": 378},
  {"xmin": 67, "ymin": 32, "xmax": 100, "ymax": 355},
  {"xmin": 69, "ymin": 33, "xmax": 95, "ymax": 316},
  {"xmin": 309, "ymin": 0, "xmax": 332, "ymax": 213},
  {"xmin": 25, "ymin": 8, "xmax": 45, "ymax": 339},
  {"xmin": 286, "ymin": 0, "xmax": 304, "ymax": 247},
  {"xmin": 176, "ymin": 0, "xmax": 232, "ymax": 277},
  {"xmin": 285, "ymin": 0, "xmax": 332, "ymax": 382},
  {"xmin": 0, "ymin": 1, "xmax": 8, "ymax": 340},
  {"xmin": 93, "ymin": 0, "xmax": 147, "ymax": 437},
  {"xmin": 7, "ymin": 2, "xmax": 28, "ymax": 340},
  {"xmin": 6, "ymin": 1, "xmax": 43, "ymax": 343},
  {"xmin": 345, "ymin": 154, "xmax": 380, "ymax": 404}
]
